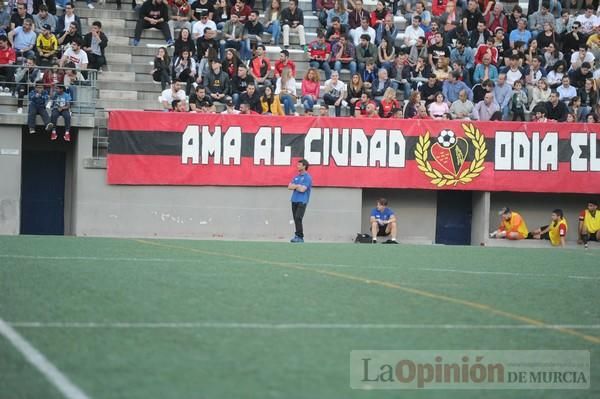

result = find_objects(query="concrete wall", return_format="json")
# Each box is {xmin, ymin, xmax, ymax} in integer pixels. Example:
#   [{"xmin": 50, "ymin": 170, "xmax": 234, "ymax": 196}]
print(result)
[
  {"xmin": 489, "ymin": 192, "xmax": 593, "ymax": 242},
  {"xmin": 0, "ymin": 126, "xmax": 22, "ymax": 235},
  {"xmin": 361, "ymin": 189, "xmax": 437, "ymax": 244},
  {"xmin": 73, "ymin": 129, "xmax": 362, "ymax": 242},
  {"xmin": 471, "ymin": 191, "xmax": 490, "ymax": 246}
]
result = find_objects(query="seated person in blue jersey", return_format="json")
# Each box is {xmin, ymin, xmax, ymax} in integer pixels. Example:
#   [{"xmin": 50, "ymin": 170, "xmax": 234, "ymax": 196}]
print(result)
[{"xmin": 369, "ymin": 198, "xmax": 398, "ymax": 244}]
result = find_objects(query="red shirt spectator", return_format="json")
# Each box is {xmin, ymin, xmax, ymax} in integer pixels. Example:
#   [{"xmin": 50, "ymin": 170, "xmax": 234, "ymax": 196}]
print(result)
[
  {"xmin": 432, "ymin": 0, "xmax": 449, "ymax": 17},
  {"xmin": 474, "ymin": 43, "xmax": 498, "ymax": 65},
  {"xmin": 0, "ymin": 39, "xmax": 16, "ymax": 65}
]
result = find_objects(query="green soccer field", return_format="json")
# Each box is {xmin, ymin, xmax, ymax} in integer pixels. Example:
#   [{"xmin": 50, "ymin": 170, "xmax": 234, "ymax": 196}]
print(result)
[{"xmin": 0, "ymin": 235, "xmax": 598, "ymax": 399}]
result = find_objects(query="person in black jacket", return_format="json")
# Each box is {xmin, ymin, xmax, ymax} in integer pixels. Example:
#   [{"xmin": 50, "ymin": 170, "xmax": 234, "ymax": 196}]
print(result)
[
  {"xmin": 239, "ymin": 82, "xmax": 261, "ymax": 113},
  {"xmin": 281, "ymin": 0, "xmax": 305, "ymax": 49},
  {"xmin": 133, "ymin": 0, "xmax": 173, "ymax": 46},
  {"xmin": 545, "ymin": 91, "xmax": 568, "ymax": 121},
  {"xmin": 55, "ymin": 3, "xmax": 81, "ymax": 34},
  {"xmin": 230, "ymin": 64, "xmax": 255, "ymax": 107},
  {"xmin": 82, "ymin": 21, "xmax": 108, "ymax": 71}
]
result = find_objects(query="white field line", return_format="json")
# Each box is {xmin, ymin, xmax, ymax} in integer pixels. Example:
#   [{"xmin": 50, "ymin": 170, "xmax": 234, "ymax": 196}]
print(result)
[
  {"xmin": 7, "ymin": 321, "xmax": 600, "ymax": 330},
  {"xmin": 0, "ymin": 318, "xmax": 91, "ymax": 399},
  {"xmin": 2, "ymin": 254, "xmax": 599, "ymax": 281}
]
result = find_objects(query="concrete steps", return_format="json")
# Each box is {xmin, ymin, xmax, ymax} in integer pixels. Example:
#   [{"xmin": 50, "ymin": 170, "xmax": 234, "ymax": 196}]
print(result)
[{"xmin": 98, "ymin": 71, "xmax": 136, "ymax": 82}]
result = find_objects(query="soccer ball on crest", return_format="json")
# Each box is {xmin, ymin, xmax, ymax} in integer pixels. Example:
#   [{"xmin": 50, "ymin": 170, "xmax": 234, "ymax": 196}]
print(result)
[{"xmin": 437, "ymin": 130, "xmax": 457, "ymax": 148}]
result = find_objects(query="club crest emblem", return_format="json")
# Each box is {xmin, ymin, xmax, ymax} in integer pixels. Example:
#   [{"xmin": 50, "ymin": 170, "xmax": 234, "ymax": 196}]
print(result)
[{"xmin": 415, "ymin": 123, "xmax": 487, "ymax": 187}]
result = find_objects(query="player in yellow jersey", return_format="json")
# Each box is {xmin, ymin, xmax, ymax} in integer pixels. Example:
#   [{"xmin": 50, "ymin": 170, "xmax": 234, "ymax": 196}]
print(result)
[
  {"xmin": 531, "ymin": 209, "xmax": 568, "ymax": 247},
  {"xmin": 578, "ymin": 200, "xmax": 600, "ymax": 249},
  {"xmin": 489, "ymin": 207, "xmax": 529, "ymax": 240}
]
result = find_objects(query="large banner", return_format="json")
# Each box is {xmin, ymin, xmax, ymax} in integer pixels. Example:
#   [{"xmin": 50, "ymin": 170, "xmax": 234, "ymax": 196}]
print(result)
[{"xmin": 107, "ymin": 111, "xmax": 600, "ymax": 194}]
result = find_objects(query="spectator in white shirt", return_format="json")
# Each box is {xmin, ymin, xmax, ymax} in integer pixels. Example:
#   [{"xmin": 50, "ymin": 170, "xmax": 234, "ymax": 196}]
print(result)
[
  {"xmin": 350, "ymin": 17, "xmax": 375, "ymax": 46},
  {"xmin": 569, "ymin": 45, "xmax": 595, "ymax": 71},
  {"xmin": 575, "ymin": 6, "xmax": 599, "ymax": 35},
  {"xmin": 404, "ymin": 15, "xmax": 425, "ymax": 47},
  {"xmin": 161, "ymin": 80, "xmax": 187, "ymax": 110},
  {"xmin": 192, "ymin": 12, "xmax": 216, "ymax": 40},
  {"xmin": 556, "ymin": 76, "xmax": 577, "ymax": 104}
]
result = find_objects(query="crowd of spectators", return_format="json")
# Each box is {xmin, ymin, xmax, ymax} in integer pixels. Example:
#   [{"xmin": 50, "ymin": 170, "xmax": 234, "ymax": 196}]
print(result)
[
  {"xmin": 1, "ymin": 0, "xmax": 599, "ymax": 121},
  {"xmin": 149, "ymin": 0, "xmax": 600, "ymax": 121},
  {"xmin": 0, "ymin": 0, "xmax": 108, "ymax": 116}
]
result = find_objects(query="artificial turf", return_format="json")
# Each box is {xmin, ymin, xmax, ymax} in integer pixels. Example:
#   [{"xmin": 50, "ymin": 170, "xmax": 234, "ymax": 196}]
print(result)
[{"xmin": 0, "ymin": 235, "xmax": 598, "ymax": 399}]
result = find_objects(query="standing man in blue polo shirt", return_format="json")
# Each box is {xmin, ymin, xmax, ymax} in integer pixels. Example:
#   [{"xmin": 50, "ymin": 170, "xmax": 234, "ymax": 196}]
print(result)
[
  {"xmin": 288, "ymin": 159, "xmax": 312, "ymax": 243},
  {"xmin": 370, "ymin": 198, "xmax": 398, "ymax": 244}
]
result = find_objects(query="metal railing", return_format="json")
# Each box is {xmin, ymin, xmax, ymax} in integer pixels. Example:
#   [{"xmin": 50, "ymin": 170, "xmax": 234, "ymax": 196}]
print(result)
[{"xmin": 0, "ymin": 64, "xmax": 98, "ymax": 115}]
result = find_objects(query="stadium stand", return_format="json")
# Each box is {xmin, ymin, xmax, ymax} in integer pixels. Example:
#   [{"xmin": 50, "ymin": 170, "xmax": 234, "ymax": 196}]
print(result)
[{"xmin": 0, "ymin": 0, "xmax": 599, "ymax": 159}]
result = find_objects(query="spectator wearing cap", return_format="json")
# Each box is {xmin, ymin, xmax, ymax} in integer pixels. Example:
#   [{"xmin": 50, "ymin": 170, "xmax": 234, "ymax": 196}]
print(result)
[
  {"xmin": 192, "ymin": 11, "xmax": 216, "ymax": 40},
  {"xmin": 83, "ymin": 20, "xmax": 108, "ymax": 72},
  {"xmin": 8, "ymin": 17, "xmax": 36, "ymax": 59},
  {"xmin": 509, "ymin": 18, "xmax": 532, "ymax": 49},
  {"xmin": 36, "ymin": 23, "xmax": 58, "ymax": 66},
  {"xmin": 350, "ymin": 17, "xmax": 375, "ymax": 47},
  {"xmin": 33, "ymin": 5, "xmax": 56, "ymax": 34},
  {"xmin": 443, "ymin": 69, "xmax": 472, "ymax": 104},
  {"xmin": 55, "ymin": 3, "xmax": 81, "ymax": 34},
  {"xmin": 133, "ymin": 0, "xmax": 173, "ymax": 47}
]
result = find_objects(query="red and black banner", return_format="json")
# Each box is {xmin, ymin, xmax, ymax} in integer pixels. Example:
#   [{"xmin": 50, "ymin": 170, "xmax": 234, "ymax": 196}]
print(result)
[{"xmin": 107, "ymin": 111, "xmax": 600, "ymax": 194}]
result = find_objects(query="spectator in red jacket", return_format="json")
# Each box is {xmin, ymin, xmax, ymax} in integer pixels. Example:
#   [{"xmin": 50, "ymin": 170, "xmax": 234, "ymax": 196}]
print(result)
[{"xmin": 0, "ymin": 35, "xmax": 16, "ymax": 88}]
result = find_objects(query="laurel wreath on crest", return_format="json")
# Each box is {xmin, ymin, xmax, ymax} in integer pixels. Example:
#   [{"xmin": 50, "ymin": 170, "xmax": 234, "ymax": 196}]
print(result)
[{"xmin": 414, "ymin": 123, "xmax": 487, "ymax": 187}]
